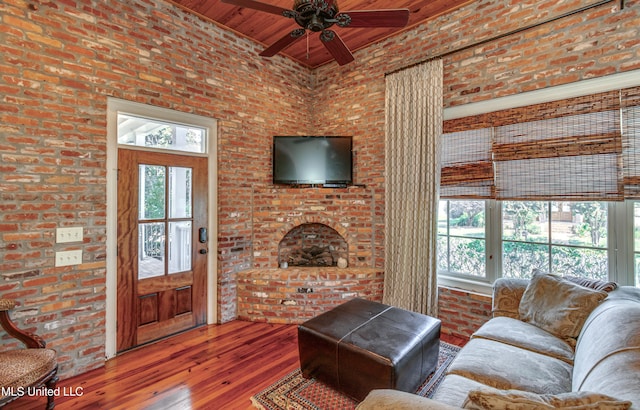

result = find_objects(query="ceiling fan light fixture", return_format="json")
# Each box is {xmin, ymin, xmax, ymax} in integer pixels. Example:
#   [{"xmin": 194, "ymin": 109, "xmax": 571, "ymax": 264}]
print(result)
[
  {"xmin": 222, "ymin": 0, "xmax": 410, "ymax": 65},
  {"xmin": 319, "ymin": 29, "xmax": 335, "ymax": 42},
  {"xmin": 292, "ymin": 0, "xmax": 339, "ymax": 31},
  {"xmin": 293, "ymin": 0, "xmax": 338, "ymax": 15}
]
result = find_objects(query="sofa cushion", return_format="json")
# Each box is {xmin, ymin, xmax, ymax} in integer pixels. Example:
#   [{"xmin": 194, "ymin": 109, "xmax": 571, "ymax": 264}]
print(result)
[
  {"xmin": 573, "ymin": 289, "xmax": 640, "ymax": 407},
  {"xmin": 462, "ymin": 387, "xmax": 632, "ymax": 410},
  {"xmin": 445, "ymin": 338, "xmax": 573, "ymax": 395},
  {"xmin": 577, "ymin": 350, "xmax": 640, "ymax": 409},
  {"xmin": 356, "ymin": 389, "xmax": 461, "ymax": 410},
  {"xmin": 432, "ymin": 374, "xmax": 494, "ymax": 409},
  {"xmin": 472, "ymin": 316, "xmax": 574, "ymax": 364},
  {"xmin": 492, "ymin": 277, "xmax": 529, "ymax": 319},
  {"xmin": 519, "ymin": 272, "xmax": 607, "ymax": 346}
]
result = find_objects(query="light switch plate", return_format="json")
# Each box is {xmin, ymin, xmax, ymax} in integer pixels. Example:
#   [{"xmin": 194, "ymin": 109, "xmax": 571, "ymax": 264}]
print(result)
[
  {"xmin": 56, "ymin": 227, "xmax": 83, "ymax": 243},
  {"xmin": 55, "ymin": 250, "xmax": 83, "ymax": 267}
]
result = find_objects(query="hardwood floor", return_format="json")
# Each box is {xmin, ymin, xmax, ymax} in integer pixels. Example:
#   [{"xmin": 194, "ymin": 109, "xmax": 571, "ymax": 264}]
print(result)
[
  {"xmin": 7, "ymin": 321, "xmax": 298, "ymax": 410},
  {"xmin": 5, "ymin": 320, "xmax": 466, "ymax": 410}
]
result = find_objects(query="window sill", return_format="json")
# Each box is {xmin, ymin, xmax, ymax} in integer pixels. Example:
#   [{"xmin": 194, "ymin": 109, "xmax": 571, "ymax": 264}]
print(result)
[{"xmin": 437, "ymin": 274, "xmax": 493, "ymax": 296}]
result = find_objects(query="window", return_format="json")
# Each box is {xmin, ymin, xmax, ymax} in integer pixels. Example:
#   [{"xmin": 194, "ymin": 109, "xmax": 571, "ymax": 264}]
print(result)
[
  {"xmin": 437, "ymin": 77, "xmax": 640, "ymax": 292},
  {"xmin": 502, "ymin": 201, "xmax": 608, "ymax": 281},
  {"xmin": 438, "ymin": 200, "xmax": 486, "ymax": 278},
  {"xmin": 437, "ymin": 199, "xmax": 638, "ymax": 290},
  {"xmin": 117, "ymin": 113, "xmax": 207, "ymax": 154},
  {"xmin": 634, "ymin": 202, "xmax": 640, "ymax": 286}
]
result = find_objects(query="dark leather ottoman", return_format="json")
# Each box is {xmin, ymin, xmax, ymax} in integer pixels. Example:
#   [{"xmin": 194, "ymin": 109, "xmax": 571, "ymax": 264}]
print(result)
[{"xmin": 298, "ymin": 298, "xmax": 441, "ymax": 401}]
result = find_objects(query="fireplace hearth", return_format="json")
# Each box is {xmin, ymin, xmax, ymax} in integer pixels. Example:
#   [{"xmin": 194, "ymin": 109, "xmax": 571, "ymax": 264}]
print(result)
[
  {"xmin": 287, "ymin": 245, "xmax": 334, "ymax": 266},
  {"xmin": 278, "ymin": 223, "xmax": 348, "ymax": 268}
]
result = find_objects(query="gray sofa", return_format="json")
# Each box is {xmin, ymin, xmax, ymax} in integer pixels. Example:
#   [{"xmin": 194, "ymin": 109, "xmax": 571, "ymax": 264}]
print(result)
[{"xmin": 358, "ymin": 274, "xmax": 640, "ymax": 409}]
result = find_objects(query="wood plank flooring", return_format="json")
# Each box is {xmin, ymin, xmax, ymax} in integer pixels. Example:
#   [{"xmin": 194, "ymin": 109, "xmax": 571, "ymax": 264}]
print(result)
[{"xmin": 5, "ymin": 320, "xmax": 466, "ymax": 410}]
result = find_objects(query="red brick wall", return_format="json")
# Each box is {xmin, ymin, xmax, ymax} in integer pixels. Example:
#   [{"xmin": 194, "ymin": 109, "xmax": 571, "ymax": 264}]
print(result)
[
  {"xmin": 1, "ymin": 0, "xmax": 638, "ymax": 379},
  {"xmin": 439, "ymin": 287, "xmax": 493, "ymax": 340},
  {"xmin": 237, "ymin": 267, "xmax": 384, "ymax": 323},
  {"xmin": 251, "ymin": 186, "xmax": 377, "ymax": 268},
  {"xmin": 309, "ymin": 0, "xmax": 638, "ymax": 340},
  {"xmin": 0, "ymin": 0, "xmax": 312, "ymax": 377}
]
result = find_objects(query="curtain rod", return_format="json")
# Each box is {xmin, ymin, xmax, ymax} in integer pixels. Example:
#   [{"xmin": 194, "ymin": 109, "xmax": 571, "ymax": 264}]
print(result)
[{"xmin": 385, "ymin": 0, "xmax": 618, "ymax": 77}]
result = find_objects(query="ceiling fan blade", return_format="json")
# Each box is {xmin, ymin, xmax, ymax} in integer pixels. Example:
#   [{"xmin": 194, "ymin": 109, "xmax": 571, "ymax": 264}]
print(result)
[
  {"xmin": 221, "ymin": 0, "xmax": 289, "ymax": 17},
  {"xmin": 320, "ymin": 30, "xmax": 354, "ymax": 66},
  {"xmin": 337, "ymin": 9, "xmax": 410, "ymax": 28},
  {"xmin": 260, "ymin": 29, "xmax": 305, "ymax": 57}
]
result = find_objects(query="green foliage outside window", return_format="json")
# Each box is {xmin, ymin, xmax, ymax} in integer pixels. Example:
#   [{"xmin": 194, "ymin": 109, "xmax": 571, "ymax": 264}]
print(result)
[{"xmin": 438, "ymin": 200, "xmax": 610, "ymax": 282}]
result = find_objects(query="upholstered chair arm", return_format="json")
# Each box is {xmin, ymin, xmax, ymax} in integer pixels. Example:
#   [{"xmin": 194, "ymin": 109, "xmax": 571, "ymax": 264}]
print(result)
[
  {"xmin": 492, "ymin": 278, "xmax": 529, "ymax": 319},
  {"xmin": 0, "ymin": 299, "xmax": 47, "ymax": 348},
  {"xmin": 0, "ymin": 298, "xmax": 16, "ymax": 311}
]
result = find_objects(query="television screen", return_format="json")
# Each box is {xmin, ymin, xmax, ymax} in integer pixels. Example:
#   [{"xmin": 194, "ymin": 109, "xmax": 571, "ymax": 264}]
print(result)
[{"xmin": 273, "ymin": 136, "xmax": 352, "ymax": 186}]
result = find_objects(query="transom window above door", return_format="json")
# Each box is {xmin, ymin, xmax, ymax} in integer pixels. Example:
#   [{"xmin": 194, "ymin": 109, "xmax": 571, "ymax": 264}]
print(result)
[{"xmin": 117, "ymin": 113, "xmax": 207, "ymax": 154}]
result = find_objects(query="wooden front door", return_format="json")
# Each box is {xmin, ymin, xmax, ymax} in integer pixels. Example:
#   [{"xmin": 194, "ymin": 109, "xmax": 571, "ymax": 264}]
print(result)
[{"xmin": 117, "ymin": 149, "xmax": 208, "ymax": 352}]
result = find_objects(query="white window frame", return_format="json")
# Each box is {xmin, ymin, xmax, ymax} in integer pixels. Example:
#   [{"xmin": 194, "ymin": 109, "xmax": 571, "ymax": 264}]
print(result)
[
  {"xmin": 438, "ymin": 199, "xmax": 638, "ymax": 294},
  {"xmin": 439, "ymin": 69, "xmax": 640, "ymax": 294}
]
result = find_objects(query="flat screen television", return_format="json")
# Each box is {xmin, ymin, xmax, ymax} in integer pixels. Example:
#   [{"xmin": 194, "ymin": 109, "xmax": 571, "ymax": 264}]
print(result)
[{"xmin": 273, "ymin": 136, "xmax": 352, "ymax": 187}]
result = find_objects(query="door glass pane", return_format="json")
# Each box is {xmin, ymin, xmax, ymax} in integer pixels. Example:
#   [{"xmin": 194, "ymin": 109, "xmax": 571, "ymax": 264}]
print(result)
[
  {"xmin": 169, "ymin": 221, "xmax": 192, "ymax": 274},
  {"xmin": 139, "ymin": 165, "xmax": 166, "ymax": 220},
  {"xmin": 139, "ymin": 223, "xmax": 165, "ymax": 279},
  {"xmin": 169, "ymin": 167, "xmax": 192, "ymax": 219}
]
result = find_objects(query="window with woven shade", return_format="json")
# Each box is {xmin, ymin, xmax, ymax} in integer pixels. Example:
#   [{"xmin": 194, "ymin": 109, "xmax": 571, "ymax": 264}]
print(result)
[
  {"xmin": 440, "ymin": 122, "xmax": 493, "ymax": 199},
  {"xmin": 623, "ymin": 86, "xmax": 640, "ymax": 199},
  {"xmin": 441, "ymin": 91, "xmax": 624, "ymax": 201}
]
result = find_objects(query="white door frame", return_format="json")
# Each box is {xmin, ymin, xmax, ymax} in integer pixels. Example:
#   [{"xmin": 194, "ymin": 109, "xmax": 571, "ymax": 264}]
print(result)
[{"xmin": 105, "ymin": 98, "xmax": 218, "ymax": 360}]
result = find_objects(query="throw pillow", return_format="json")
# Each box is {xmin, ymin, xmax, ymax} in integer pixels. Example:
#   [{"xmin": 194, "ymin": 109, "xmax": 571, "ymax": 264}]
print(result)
[
  {"xmin": 518, "ymin": 272, "xmax": 607, "ymax": 344},
  {"xmin": 563, "ymin": 275, "xmax": 618, "ymax": 292},
  {"xmin": 463, "ymin": 388, "xmax": 632, "ymax": 410},
  {"xmin": 531, "ymin": 268, "xmax": 618, "ymax": 292}
]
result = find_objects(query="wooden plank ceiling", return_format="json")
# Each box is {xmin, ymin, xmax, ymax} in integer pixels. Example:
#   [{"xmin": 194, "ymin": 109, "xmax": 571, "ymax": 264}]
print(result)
[{"xmin": 169, "ymin": 0, "xmax": 473, "ymax": 68}]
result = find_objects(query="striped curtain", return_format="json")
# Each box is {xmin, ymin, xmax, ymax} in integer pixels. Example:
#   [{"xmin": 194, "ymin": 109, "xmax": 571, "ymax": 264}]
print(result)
[{"xmin": 383, "ymin": 59, "xmax": 443, "ymax": 316}]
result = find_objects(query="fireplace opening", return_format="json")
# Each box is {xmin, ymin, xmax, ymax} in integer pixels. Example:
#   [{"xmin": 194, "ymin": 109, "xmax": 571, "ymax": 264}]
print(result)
[{"xmin": 278, "ymin": 223, "xmax": 348, "ymax": 267}]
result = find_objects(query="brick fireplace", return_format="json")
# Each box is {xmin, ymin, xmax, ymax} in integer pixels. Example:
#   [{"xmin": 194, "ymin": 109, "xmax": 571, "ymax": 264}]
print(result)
[
  {"xmin": 236, "ymin": 186, "xmax": 384, "ymax": 323},
  {"xmin": 278, "ymin": 222, "xmax": 348, "ymax": 267}
]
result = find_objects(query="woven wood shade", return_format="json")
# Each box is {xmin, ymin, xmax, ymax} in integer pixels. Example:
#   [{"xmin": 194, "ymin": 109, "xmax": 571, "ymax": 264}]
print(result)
[
  {"xmin": 440, "ymin": 88, "xmax": 640, "ymax": 201},
  {"xmin": 623, "ymin": 86, "xmax": 640, "ymax": 198},
  {"xmin": 440, "ymin": 128, "xmax": 493, "ymax": 198}
]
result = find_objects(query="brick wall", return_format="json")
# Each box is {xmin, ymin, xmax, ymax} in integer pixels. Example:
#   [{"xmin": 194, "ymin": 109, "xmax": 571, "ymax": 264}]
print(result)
[
  {"xmin": 251, "ymin": 186, "xmax": 377, "ymax": 268},
  {"xmin": 1, "ymin": 0, "xmax": 638, "ymax": 379},
  {"xmin": 309, "ymin": 0, "xmax": 638, "ymax": 340},
  {"xmin": 439, "ymin": 287, "xmax": 493, "ymax": 340},
  {"xmin": 0, "ymin": 0, "xmax": 312, "ymax": 377},
  {"xmin": 237, "ymin": 267, "xmax": 384, "ymax": 323}
]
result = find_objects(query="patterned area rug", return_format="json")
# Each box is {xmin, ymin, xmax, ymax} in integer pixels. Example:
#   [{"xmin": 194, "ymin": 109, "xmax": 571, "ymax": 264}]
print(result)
[{"xmin": 251, "ymin": 341, "xmax": 460, "ymax": 410}]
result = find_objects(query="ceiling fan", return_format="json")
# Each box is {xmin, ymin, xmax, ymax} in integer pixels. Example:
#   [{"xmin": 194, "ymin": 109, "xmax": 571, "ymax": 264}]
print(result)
[{"xmin": 221, "ymin": 0, "xmax": 410, "ymax": 65}]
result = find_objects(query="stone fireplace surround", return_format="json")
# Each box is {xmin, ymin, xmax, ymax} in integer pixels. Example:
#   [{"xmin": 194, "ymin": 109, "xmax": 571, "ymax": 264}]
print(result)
[{"xmin": 237, "ymin": 186, "xmax": 384, "ymax": 323}]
